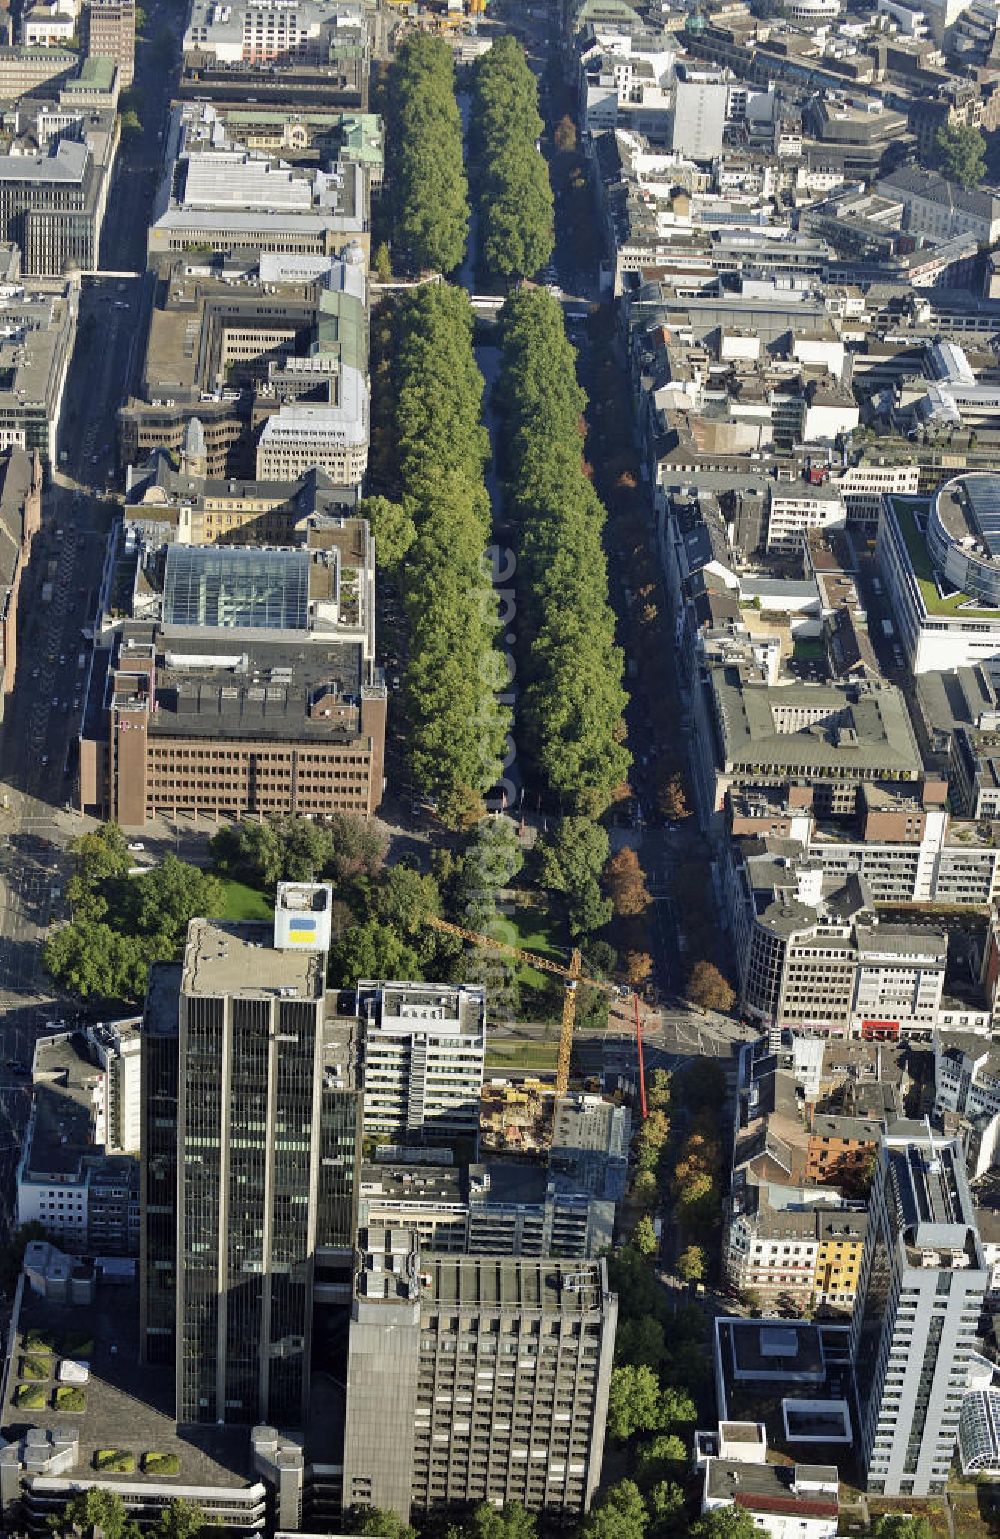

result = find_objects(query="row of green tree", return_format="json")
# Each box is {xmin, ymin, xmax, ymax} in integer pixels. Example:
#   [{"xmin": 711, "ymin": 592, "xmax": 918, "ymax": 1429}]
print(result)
[
  {"xmin": 43, "ymin": 825, "xmax": 223, "ymax": 1002},
  {"xmin": 48, "ymin": 1489, "xmax": 204, "ymax": 1539},
  {"xmin": 497, "ymin": 287, "xmax": 630, "ymax": 818},
  {"xmin": 470, "ymin": 37, "xmax": 554, "ymax": 283},
  {"xmin": 385, "ymin": 34, "xmax": 468, "ymax": 275},
  {"xmin": 209, "ymin": 811, "xmax": 386, "ymax": 889},
  {"xmin": 341, "ymin": 1488, "xmax": 761, "ymax": 1539},
  {"xmin": 364, "ymin": 284, "xmax": 509, "ymax": 827}
]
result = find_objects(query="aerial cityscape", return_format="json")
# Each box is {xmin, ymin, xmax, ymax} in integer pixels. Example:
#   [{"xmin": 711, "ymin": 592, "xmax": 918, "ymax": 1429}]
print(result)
[{"xmin": 4, "ymin": 0, "xmax": 1000, "ymax": 1534}]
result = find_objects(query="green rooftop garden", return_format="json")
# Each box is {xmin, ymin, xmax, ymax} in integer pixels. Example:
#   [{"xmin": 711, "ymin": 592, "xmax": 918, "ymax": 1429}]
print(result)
[
  {"xmin": 890, "ymin": 496, "xmax": 1000, "ymax": 620},
  {"xmin": 142, "ymin": 1452, "xmax": 180, "ymax": 1476},
  {"xmin": 94, "ymin": 1450, "xmax": 135, "ymax": 1473}
]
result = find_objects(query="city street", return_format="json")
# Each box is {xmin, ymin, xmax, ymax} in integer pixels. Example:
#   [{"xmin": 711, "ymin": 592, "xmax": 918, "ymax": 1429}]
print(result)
[{"xmin": 0, "ymin": 0, "xmax": 182, "ymax": 1187}]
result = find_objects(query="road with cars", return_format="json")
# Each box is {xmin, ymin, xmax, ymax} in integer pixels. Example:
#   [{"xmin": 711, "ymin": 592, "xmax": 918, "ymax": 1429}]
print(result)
[{"xmin": 0, "ymin": 0, "xmax": 182, "ymax": 1217}]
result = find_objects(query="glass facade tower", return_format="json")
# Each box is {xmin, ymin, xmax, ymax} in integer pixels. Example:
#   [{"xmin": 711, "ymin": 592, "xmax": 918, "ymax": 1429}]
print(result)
[{"xmin": 140, "ymin": 909, "xmax": 361, "ymax": 1431}]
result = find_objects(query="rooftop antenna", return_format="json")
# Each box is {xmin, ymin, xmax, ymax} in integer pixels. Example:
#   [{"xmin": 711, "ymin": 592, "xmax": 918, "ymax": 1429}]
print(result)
[{"xmin": 925, "ymin": 1114, "xmax": 941, "ymax": 1173}]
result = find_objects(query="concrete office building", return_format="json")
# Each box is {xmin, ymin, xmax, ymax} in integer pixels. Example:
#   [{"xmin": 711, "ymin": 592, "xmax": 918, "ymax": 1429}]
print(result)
[
  {"xmin": 694, "ymin": 669, "xmax": 923, "ymax": 824},
  {"xmin": 341, "ymin": 1230, "xmax": 617, "ymax": 1519},
  {"xmin": 671, "ymin": 73, "xmax": 729, "ymax": 159},
  {"xmin": 147, "ymin": 152, "xmax": 367, "ymax": 261},
  {"xmin": 138, "ymin": 896, "xmax": 362, "ymax": 1428},
  {"xmin": 0, "ymin": 275, "xmax": 77, "ymax": 459},
  {"xmin": 85, "ymin": 1018, "xmax": 142, "ymax": 1154},
  {"xmin": 852, "ymin": 1130, "xmax": 987, "ymax": 1495},
  {"xmin": 119, "ymin": 252, "xmax": 367, "ymax": 480},
  {"xmin": 358, "ymin": 981, "xmax": 486, "ymax": 1151},
  {"xmin": 727, "ymin": 846, "xmax": 947, "ymax": 1039},
  {"xmin": 255, "ymin": 389, "xmax": 368, "ymax": 489},
  {"xmin": 358, "ymin": 1160, "xmax": 615, "ymax": 1259},
  {"xmin": 82, "ymin": 0, "xmax": 134, "ymax": 86},
  {"xmin": 0, "ymin": 125, "xmax": 116, "ymax": 276}
]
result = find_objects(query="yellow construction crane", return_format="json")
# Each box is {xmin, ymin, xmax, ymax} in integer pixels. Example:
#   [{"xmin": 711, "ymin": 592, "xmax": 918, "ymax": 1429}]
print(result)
[{"xmin": 425, "ymin": 916, "xmax": 616, "ymax": 1097}]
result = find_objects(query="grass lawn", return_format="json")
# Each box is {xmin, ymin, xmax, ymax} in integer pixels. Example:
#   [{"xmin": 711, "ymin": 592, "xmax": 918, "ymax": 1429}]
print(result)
[
  {"xmin": 890, "ymin": 498, "xmax": 1000, "ymax": 619},
  {"xmin": 15, "ymin": 1385, "xmax": 45, "ymax": 1409},
  {"xmin": 214, "ymin": 879, "xmax": 273, "ymax": 923},
  {"xmin": 23, "ymin": 1330, "xmax": 55, "ymax": 1355},
  {"xmin": 61, "ymin": 1332, "xmax": 94, "ymax": 1358},
  {"xmin": 485, "ymin": 1039, "xmax": 559, "ymax": 1072},
  {"xmin": 502, "ymin": 904, "xmax": 567, "ymax": 990},
  {"xmin": 792, "ymin": 636, "xmax": 825, "ymax": 661},
  {"xmin": 868, "ymin": 1499, "xmax": 951, "ymax": 1539},
  {"xmin": 20, "ymin": 1357, "xmax": 49, "ymax": 1381},
  {"xmin": 53, "ymin": 1386, "xmax": 86, "ymax": 1412}
]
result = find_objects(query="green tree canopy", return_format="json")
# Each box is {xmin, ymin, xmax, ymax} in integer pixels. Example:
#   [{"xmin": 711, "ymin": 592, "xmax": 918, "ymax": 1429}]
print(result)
[
  {"xmin": 471, "ymin": 37, "xmax": 553, "ymax": 281},
  {"xmin": 537, "ymin": 815, "xmax": 612, "ymax": 939},
  {"xmin": 357, "ymin": 495, "xmax": 415, "ymax": 572},
  {"xmin": 343, "ymin": 1507, "xmax": 417, "ymax": 1539},
  {"xmin": 498, "ymin": 287, "xmax": 630, "ymax": 812},
  {"xmin": 157, "ymin": 1500, "xmax": 205, "ymax": 1539},
  {"xmin": 871, "ymin": 1519, "xmax": 934, "ymax": 1539},
  {"xmin": 616, "ymin": 1316, "xmax": 666, "ymax": 1371},
  {"xmin": 46, "ymin": 846, "xmax": 224, "ymax": 1003},
  {"xmin": 677, "ymin": 1245, "xmax": 706, "ymax": 1283},
  {"xmin": 633, "ymin": 1214, "xmax": 658, "ymax": 1256},
  {"xmin": 690, "ymin": 1509, "xmax": 759, "ymax": 1539},
  {"xmin": 636, "ymin": 1434, "xmax": 688, "ymax": 1488},
  {"xmin": 933, "ymin": 122, "xmax": 986, "ymax": 189},
  {"xmin": 608, "ymin": 1364, "xmax": 664, "ymax": 1442},
  {"xmin": 387, "ymin": 34, "xmax": 468, "ymax": 273},
  {"xmin": 582, "ymin": 1480, "xmax": 649, "ymax": 1539},
  {"xmin": 57, "ymin": 1489, "xmax": 130, "ymax": 1539}
]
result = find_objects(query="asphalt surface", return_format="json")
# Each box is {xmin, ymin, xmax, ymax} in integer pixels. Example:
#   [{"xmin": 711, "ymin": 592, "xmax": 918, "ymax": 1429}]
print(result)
[{"xmin": 0, "ymin": 0, "xmax": 183, "ymax": 1239}]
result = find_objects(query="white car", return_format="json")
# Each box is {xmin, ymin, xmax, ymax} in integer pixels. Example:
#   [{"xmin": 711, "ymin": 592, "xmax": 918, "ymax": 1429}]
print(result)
[{"xmin": 127, "ymin": 841, "xmax": 145, "ymax": 852}]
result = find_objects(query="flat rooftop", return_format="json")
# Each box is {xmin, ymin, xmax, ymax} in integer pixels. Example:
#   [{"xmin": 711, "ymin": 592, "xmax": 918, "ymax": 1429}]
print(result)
[
  {"xmin": 2, "ymin": 1284, "xmax": 254, "ymax": 1490},
  {"xmin": 358, "ymin": 982, "xmax": 486, "ymax": 1038},
  {"xmin": 422, "ymin": 1254, "xmax": 606, "ymax": 1312},
  {"xmin": 24, "ymin": 1035, "xmax": 102, "ymax": 1180},
  {"xmin": 115, "ymin": 626, "xmax": 372, "ymax": 746},
  {"xmin": 181, "ymin": 918, "xmax": 324, "ymax": 1000}
]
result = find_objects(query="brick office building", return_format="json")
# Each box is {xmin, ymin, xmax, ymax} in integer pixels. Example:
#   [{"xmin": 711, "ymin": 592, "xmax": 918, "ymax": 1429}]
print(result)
[{"xmin": 80, "ymin": 525, "xmax": 385, "ymax": 825}]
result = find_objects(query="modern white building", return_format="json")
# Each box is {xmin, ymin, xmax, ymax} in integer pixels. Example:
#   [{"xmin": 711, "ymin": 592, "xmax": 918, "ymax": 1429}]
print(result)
[
  {"xmin": 182, "ymin": 0, "xmax": 366, "ymax": 66},
  {"xmin": 357, "ymin": 981, "xmax": 486, "ymax": 1151},
  {"xmin": 85, "ymin": 1018, "xmax": 142, "ymax": 1154},
  {"xmin": 700, "ymin": 1458, "xmax": 839, "ymax": 1539},
  {"xmin": 767, "ymin": 487, "xmax": 847, "ymax": 553},
  {"xmin": 853, "ymin": 1131, "xmax": 987, "ymax": 1495},
  {"xmin": 877, "ymin": 479, "xmax": 1000, "ymax": 674}
]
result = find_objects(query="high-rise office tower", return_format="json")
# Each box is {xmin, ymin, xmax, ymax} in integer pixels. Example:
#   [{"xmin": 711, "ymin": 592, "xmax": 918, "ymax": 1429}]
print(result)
[
  {"xmin": 139, "ymin": 884, "xmax": 361, "ymax": 1429},
  {"xmin": 357, "ymin": 981, "xmax": 485, "ymax": 1152},
  {"xmin": 852, "ymin": 1129, "xmax": 986, "ymax": 1495},
  {"xmin": 342, "ymin": 1228, "xmax": 617, "ymax": 1519}
]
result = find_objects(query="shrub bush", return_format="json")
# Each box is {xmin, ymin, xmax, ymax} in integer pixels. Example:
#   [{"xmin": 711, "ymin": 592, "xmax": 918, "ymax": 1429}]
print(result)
[
  {"xmin": 94, "ymin": 1450, "xmax": 135, "ymax": 1473},
  {"xmin": 142, "ymin": 1452, "xmax": 180, "ymax": 1476}
]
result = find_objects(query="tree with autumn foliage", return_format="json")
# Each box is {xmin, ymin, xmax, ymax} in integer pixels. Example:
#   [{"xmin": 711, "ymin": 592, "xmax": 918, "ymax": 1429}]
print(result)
[
  {"xmin": 606, "ymin": 847, "xmax": 651, "ymax": 917},
  {"xmin": 685, "ymin": 959, "xmax": 735, "ymax": 1013}
]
